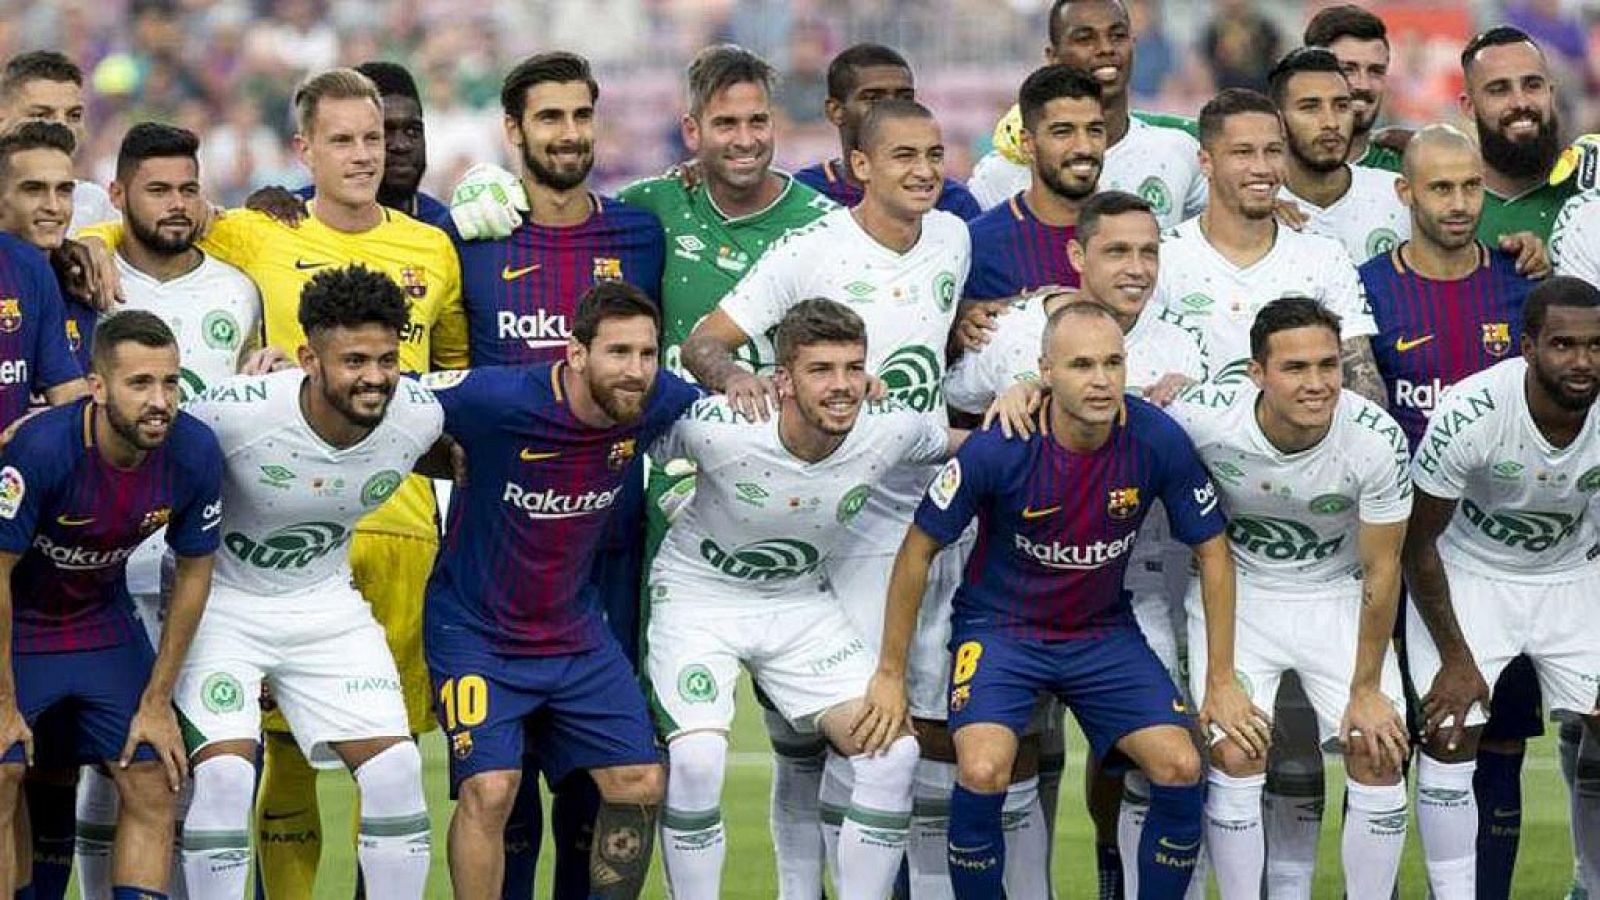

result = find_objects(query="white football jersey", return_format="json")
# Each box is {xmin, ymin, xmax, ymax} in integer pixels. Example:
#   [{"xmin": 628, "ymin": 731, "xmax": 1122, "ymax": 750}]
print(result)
[
  {"xmin": 1411, "ymin": 357, "xmax": 1600, "ymax": 581},
  {"xmin": 68, "ymin": 180, "xmax": 117, "ymax": 236},
  {"xmin": 967, "ymin": 117, "xmax": 1207, "ymax": 229},
  {"xmin": 650, "ymin": 396, "xmax": 947, "ymax": 599},
  {"xmin": 1153, "ymin": 218, "xmax": 1376, "ymax": 377},
  {"xmin": 1169, "ymin": 383, "xmax": 1412, "ymax": 594},
  {"xmin": 188, "ymin": 369, "xmax": 443, "ymax": 606},
  {"xmin": 1279, "ymin": 165, "xmax": 1410, "ymax": 265},
  {"xmin": 115, "ymin": 252, "xmax": 262, "ymax": 402},
  {"xmin": 1551, "ymin": 190, "xmax": 1600, "ymax": 286},
  {"xmin": 719, "ymin": 206, "xmax": 969, "ymax": 554}
]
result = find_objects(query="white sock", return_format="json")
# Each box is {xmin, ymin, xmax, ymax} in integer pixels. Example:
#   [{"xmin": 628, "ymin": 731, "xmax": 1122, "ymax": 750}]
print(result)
[
  {"xmin": 1263, "ymin": 756, "xmax": 1323, "ymax": 900},
  {"xmin": 1119, "ymin": 770, "xmax": 1150, "ymax": 898},
  {"xmin": 1574, "ymin": 727, "xmax": 1600, "ymax": 893},
  {"xmin": 183, "ymin": 754, "xmax": 255, "ymax": 899},
  {"xmin": 820, "ymin": 750, "xmax": 852, "ymax": 887},
  {"xmin": 75, "ymin": 765, "xmax": 117, "ymax": 900},
  {"xmin": 1002, "ymin": 775, "xmax": 1049, "ymax": 900},
  {"xmin": 765, "ymin": 709, "xmax": 827, "ymax": 900},
  {"xmin": 1416, "ymin": 754, "xmax": 1477, "ymax": 899},
  {"xmin": 353, "ymin": 742, "xmax": 431, "ymax": 899},
  {"xmin": 663, "ymin": 732, "xmax": 729, "ymax": 900},
  {"xmin": 1562, "ymin": 722, "xmax": 1585, "ymax": 893},
  {"xmin": 908, "ymin": 758, "xmax": 954, "ymax": 900},
  {"xmin": 1205, "ymin": 769, "xmax": 1265, "ymax": 900},
  {"xmin": 837, "ymin": 735, "xmax": 917, "ymax": 900},
  {"xmin": 1342, "ymin": 780, "xmax": 1407, "ymax": 898}
]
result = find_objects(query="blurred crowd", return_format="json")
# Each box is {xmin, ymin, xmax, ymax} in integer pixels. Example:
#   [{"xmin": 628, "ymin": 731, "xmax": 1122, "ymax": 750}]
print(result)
[{"xmin": 7, "ymin": 0, "xmax": 1600, "ymax": 202}]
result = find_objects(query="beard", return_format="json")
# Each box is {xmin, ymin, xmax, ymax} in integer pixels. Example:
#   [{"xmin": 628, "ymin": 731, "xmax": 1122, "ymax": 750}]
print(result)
[
  {"xmin": 105, "ymin": 398, "xmax": 170, "ymax": 451},
  {"xmin": 1288, "ymin": 134, "xmax": 1348, "ymax": 173},
  {"xmin": 326, "ymin": 378, "xmax": 393, "ymax": 429},
  {"xmin": 1477, "ymin": 108, "xmax": 1561, "ymax": 181},
  {"xmin": 126, "ymin": 209, "xmax": 197, "ymax": 256},
  {"xmin": 522, "ymin": 137, "xmax": 594, "ymax": 192},
  {"xmin": 1037, "ymin": 156, "xmax": 1101, "ymax": 201},
  {"xmin": 1415, "ymin": 213, "xmax": 1478, "ymax": 252},
  {"xmin": 590, "ymin": 373, "xmax": 651, "ymax": 424},
  {"xmin": 1350, "ymin": 89, "xmax": 1380, "ymax": 136},
  {"xmin": 1533, "ymin": 355, "xmax": 1599, "ymax": 411}
]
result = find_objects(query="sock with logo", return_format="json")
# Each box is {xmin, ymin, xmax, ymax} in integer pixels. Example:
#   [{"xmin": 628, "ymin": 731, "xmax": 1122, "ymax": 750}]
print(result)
[
  {"xmin": 908, "ymin": 759, "xmax": 954, "ymax": 899},
  {"xmin": 1572, "ymin": 726, "xmax": 1600, "ymax": 895},
  {"xmin": 662, "ymin": 732, "xmax": 728, "ymax": 899},
  {"xmin": 1417, "ymin": 754, "xmax": 1477, "ymax": 897},
  {"xmin": 1204, "ymin": 770, "xmax": 1264, "ymax": 900},
  {"xmin": 1002, "ymin": 776, "xmax": 1049, "ymax": 900},
  {"xmin": 499, "ymin": 762, "xmax": 543, "ymax": 898},
  {"xmin": 1139, "ymin": 782, "xmax": 1203, "ymax": 900},
  {"xmin": 1342, "ymin": 780, "xmax": 1407, "ymax": 897},
  {"xmin": 820, "ymin": 750, "xmax": 852, "ymax": 884},
  {"xmin": 76, "ymin": 766, "xmax": 119, "ymax": 899},
  {"xmin": 110, "ymin": 889, "xmax": 166, "ymax": 900},
  {"xmin": 353, "ymin": 743, "xmax": 430, "ymax": 898},
  {"xmin": 184, "ymin": 755, "xmax": 255, "ymax": 899},
  {"xmin": 947, "ymin": 784, "xmax": 1005, "ymax": 900},
  {"xmin": 254, "ymin": 735, "xmax": 321, "ymax": 900},
  {"xmin": 26, "ymin": 776, "xmax": 74, "ymax": 900},
  {"xmin": 1117, "ymin": 770, "xmax": 1150, "ymax": 898},
  {"xmin": 1263, "ymin": 745, "xmax": 1323, "ymax": 899},
  {"xmin": 1096, "ymin": 843, "xmax": 1123, "ymax": 900},
  {"xmin": 764, "ymin": 709, "xmax": 827, "ymax": 900},
  {"xmin": 1474, "ymin": 748, "xmax": 1522, "ymax": 900},
  {"xmin": 838, "ymin": 736, "xmax": 917, "ymax": 900},
  {"xmin": 552, "ymin": 774, "xmax": 599, "ymax": 899}
]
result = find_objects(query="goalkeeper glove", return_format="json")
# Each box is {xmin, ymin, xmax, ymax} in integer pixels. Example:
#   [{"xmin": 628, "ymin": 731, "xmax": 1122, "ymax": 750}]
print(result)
[
  {"xmin": 655, "ymin": 459, "xmax": 698, "ymax": 525},
  {"xmin": 991, "ymin": 104, "xmax": 1028, "ymax": 166},
  {"xmin": 450, "ymin": 163, "xmax": 528, "ymax": 240},
  {"xmin": 1551, "ymin": 134, "xmax": 1600, "ymax": 191}
]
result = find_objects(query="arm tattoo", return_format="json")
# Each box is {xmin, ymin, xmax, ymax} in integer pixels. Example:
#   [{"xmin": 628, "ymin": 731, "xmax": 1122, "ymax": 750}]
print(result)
[
  {"xmin": 680, "ymin": 333, "xmax": 746, "ymax": 393},
  {"xmin": 1342, "ymin": 337, "xmax": 1387, "ymax": 407}
]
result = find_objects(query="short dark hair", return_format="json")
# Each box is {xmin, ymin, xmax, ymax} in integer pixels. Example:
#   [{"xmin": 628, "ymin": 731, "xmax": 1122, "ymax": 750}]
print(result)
[
  {"xmin": 1075, "ymin": 190, "xmax": 1154, "ymax": 245},
  {"xmin": 115, "ymin": 122, "xmax": 199, "ymax": 183},
  {"xmin": 826, "ymin": 43, "xmax": 910, "ymax": 102},
  {"xmin": 1198, "ymin": 88, "xmax": 1281, "ymax": 148},
  {"xmin": 1042, "ymin": 300, "xmax": 1119, "ymax": 354},
  {"xmin": 1018, "ymin": 65, "xmax": 1102, "ymax": 132},
  {"xmin": 686, "ymin": 44, "xmax": 776, "ymax": 118},
  {"xmin": 1524, "ymin": 276, "xmax": 1600, "ymax": 338},
  {"xmin": 355, "ymin": 61, "xmax": 421, "ymax": 105},
  {"xmin": 1461, "ymin": 26, "xmax": 1541, "ymax": 75},
  {"xmin": 298, "ymin": 264, "xmax": 410, "ymax": 339},
  {"xmin": 0, "ymin": 120, "xmax": 75, "ymax": 182},
  {"xmin": 1303, "ymin": 5, "xmax": 1388, "ymax": 49},
  {"xmin": 1047, "ymin": 0, "xmax": 1130, "ymax": 50},
  {"xmin": 571, "ymin": 281, "xmax": 659, "ymax": 347},
  {"xmin": 0, "ymin": 51, "xmax": 82, "ymax": 98},
  {"xmin": 92, "ymin": 309, "xmax": 176, "ymax": 375},
  {"xmin": 1268, "ymin": 47, "xmax": 1347, "ymax": 107},
  {"xmin": 856, "ymin": 98, "xmax": 936, "ymax": 153},
  {"xmin": 774, "ymin": 298, "xmax": 866, "ymax": 367},
  {"xmin": 1250, "ymin": 296, "xmax": 1343, "ymax": 362},
  {"xmin": 501, "ymin": 52, "xmax": 598, "ymax": 121}
]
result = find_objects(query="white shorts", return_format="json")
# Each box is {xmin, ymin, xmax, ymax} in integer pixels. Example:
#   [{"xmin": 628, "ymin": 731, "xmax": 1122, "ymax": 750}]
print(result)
[
  {"xmin": 1131, "ymin": 588, "xmax": 1186, "ymax": 690},
  {"xmin": 175, "ymin": 584, "xmax": 409, "ymax": 768},
  {"xmin": 1407, "ymin": 562, "xmax": 1600, "ymax": 727},
  {"xmin": 830, "ymin": 529, "xmax": 973, "ymax": 721},
  {"xmin": 646, "ymin": 580, "xmax": 875, "ymax": 739},
  {"xmin": 1187, "ymin": 578, "xmax": 1404, "ymax": 750}
]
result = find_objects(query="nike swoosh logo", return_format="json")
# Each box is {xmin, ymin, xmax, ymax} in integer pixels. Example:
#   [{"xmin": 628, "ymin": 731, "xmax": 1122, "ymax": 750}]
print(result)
[
  {"xmin": 501, "ymin": 264, "xmax": 542, "ymax": 281},
  {"xmin": 261, "ymin": 809, "xmax": 308, "ymax": 822},
  {"xmin": 55, "ymin": 515, "xmax": 93, "ymax": 526},
  {"xmin": 1172, "ymin": 699, "xmax": 1188, "ymax": 713},
  {"xmin": 294, "ymin": 259, "xmax": 332, "ymax": 271},
  {"xmin": 1020, "ymin": 505, "xmax": 1060, "ymax": 520},
  {"xmin": 1492, "ymin": 807, "xmax": 1519, "ymax": 819},
  {"xmin": 1158, "ymin": 837, "xmax": 1201, "ymax": 852},
  {"xmin": 519, "ymin": 449, "xmax": 560, "ymax": 462},
  {"xmin": 1395, "ymin": 334, "xmax": 1435, "ymax": 353}
]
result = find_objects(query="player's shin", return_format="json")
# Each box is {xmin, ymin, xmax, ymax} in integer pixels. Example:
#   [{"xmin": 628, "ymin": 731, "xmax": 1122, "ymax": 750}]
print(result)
[
  {"xmin": 1416, "ymin": 753, "xmax": 1478, "ymax": 899},
  {"xmin": 1204, "ymin": 770, "xmax": 1265, "ymax": 900},
  {"xmin": 75, "ymin": 766, "xmax": 118, "ymax": 900},
  {"xmin": 947, "ymin": 784, "xmax": 1006, "ymax": 900},
  {"xmin": 1261, "ymin": 689, "xmax": 1324, "ymax": 900},
  {"xmin": 1086, "ymin": 754, "xmax": 1125, "ymax": 900},
  {"xmin": 1118, "ymin": 770, "xmax": 1149, "ymax": 897},
  {"xmin": 1572, "ymin": 720, "xmax": 1600, "ymax": 893},
  {"xmin": 499, "ymin": 765, "xmax": 543, "ymax": 899},
  {"xmin": 352, "ymin": 742, "xmax": 431, "ymax": 899},
  {"xmin": 182, "ymin": 754, "xmax": 254, "ymax": 900},
  {"xmin": 764, "ymin": 709, "xmax": 827, "ymax": 900},
  {"xmin": 254, "ymin": 734, "xmax": 321, "ymax": 900},
  {"xmin": 1473, "ymin": 746, "xmax": 1522, "ymax": 900},
  {"xmin": 662, "ymin": 732, "xmax": 729, "ymax": 900},
  {"xmin": 1137, "ymin": 781, "xmax": 1203, "ymax": 900},
  {"xmin": 819, "ymin": 751, "xmax": 851, "ymax": 884},
  {"xmin": 838, "ymin": 735, "xmax": 917, "ymax": 900},
  {"xmin": 551, "ymin": 775, "xmax": 599, "ymax": 899},
  {"xmin": 1341, "ymin": 777, "xmax": 1407, "ymax": 898},
  {"xmin": 587, "ymin": 799, "xmax": 658, "ymax": 899},
  {"xmin": 1001, "ymin": 776, "xmax": 1049, "ymax": 900},
  {"xmin": 908, "ymin": 759, "xmax": 954, "ymax": 900},
  {"xmin": 25, "ymin": 774, "xmax": 73, "ymax": 900}
]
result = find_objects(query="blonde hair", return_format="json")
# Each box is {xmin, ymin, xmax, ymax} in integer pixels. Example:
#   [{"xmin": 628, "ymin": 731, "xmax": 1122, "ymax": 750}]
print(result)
[{"xmin": 292, "ymin": 68, "xmax": 381, "ymax": 135}]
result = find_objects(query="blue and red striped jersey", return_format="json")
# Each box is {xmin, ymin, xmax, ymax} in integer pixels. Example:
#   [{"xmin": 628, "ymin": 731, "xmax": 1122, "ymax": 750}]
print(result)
[
  {"xmin": 794, "ymin": 159, "xmax": 983, "ymax": 221},
  {"xmin": 0, "ymin": 399, "xmax": 222, "ymax": 653},
  {"xmin": 964, "ymin": 193, "xmax": 1081, "ymax": 301},
  {"xmin": 424, "ymin": 363, "xmax": 699, "ymax": 656},
  {"xmin": 0, "ymin": 233, "xmax": 81, "ymax": 428},
  {"xmin": 915, "ymin": 397, "xmax": 1224, "ymax": 640},
  {"xmin": 1360, "ymin": 244, "xmax": 1534, "ymax": 450},
  {"xmin": 451, "ymin": 194, "xmax": 664, "ymax": 365}
]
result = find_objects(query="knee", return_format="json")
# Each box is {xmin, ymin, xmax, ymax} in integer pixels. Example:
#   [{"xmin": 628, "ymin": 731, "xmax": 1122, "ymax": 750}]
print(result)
[
  {"xmin": 1143, "ymin": 745, "xmax": 1203, "ymax": 788},
  {"xmin": 458, "ymin": 770, "xmax": 523, "ymax": 825},
  {"xmin": 667, "ymin": 732, "xmax": 729, "ymax": 800},
  {"xmin": 115, "ymin": 766, "xmax": 178, "ymax": 819},
  {"xmin": 354, "ymin": 741, "xmax": 423, "ymax": 794},
  {"xmin": 958, "ymin": 753, "xmax": 1013, "ymax": 794},
  {"xmin": 597, "ymin": 763, "xmax": 665, "ymax": 806},
  {"xmin": 1209, "ymin": 737, "xmax": 1266, "ymax": 778},
  {"xmin": 191, "ymin": 754, "xmax": 255, "ymax": 810}
]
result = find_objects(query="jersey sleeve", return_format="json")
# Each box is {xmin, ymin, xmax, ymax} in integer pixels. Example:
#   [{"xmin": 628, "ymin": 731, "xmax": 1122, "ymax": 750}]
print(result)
[
  {"xmin": 637, "ymin": 215, "xmax": 667, "ymax": 305},
  {"xmin": 1553, "ymin": 196, "xmax": 1600, "ymax": 285},
  {"xmin": 419, "ymin": 368, "xmax": 496, "ymax": 446},
  {"xmin": 913, "ymin": 433, "xmax": 1000, "ymax": 547},
  {"xmin": 1150, "ymin": 416, "xmax": 1227, "ymax": 546},
  {"xmin": 166, "ymin": 424, "xmax": 225, "ymax": 558},
  {"xmin": 1319, "ymin": 244, "xmax": 1378, "ymax": 339},
  {"xmin": 194, "ymin": 211, "xmax": 263, "ymax": 270},
  {"xmin": 1352, "ymin": 403, "xmax": 1414, "ymax": 524},
  {"xmin": 25, "ymin": 261, "xmax": 82, "ymax": 392},
  {"xmin": 639, "ymin": 371, "xmax": 705, "ymax": 448},
  {"xmin": 429, "ymin": 245, "xmax": 471, "ymax": 370},
  {"xmin": 394, "ymin": 378, "xmax": 446, "ymax": 450},
  {"xmin": 943, "ymin": 182, "xmax": 984, "ymax": 221},
  {"xmin": 0, "ymin": 423, "xmax": 61, "ymax": 554},
  {"xmin": 901, "ymin": 413, "xmax": 952, "ymax": 466},
  {"xmin": 184, "ymin": 378, "xmax": 261, "ymax": 454},
  {"xmin": 718, "ymin": 230, "xmax": 810, "ymax": 341},
  {"xmin": 944, "ymin": 313, "xmax": 1037, "ymax": 415}
]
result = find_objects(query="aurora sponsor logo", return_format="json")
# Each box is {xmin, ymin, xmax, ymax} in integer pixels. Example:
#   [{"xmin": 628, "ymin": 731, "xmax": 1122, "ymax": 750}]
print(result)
[
  {"xmin": 876, "ymin": 346, "xmax": 943, "ymax": 413},
  {"xmin": 225, "ymin": 522, "xmax": 350, "ymax": 570},
  {"xmin": 1459, "ymin": 499, "xmax": 1579, "ymax": 552},
  {"xmin": 1226, "ymin": 515, "xmax": 1344, "ymax": 561},
  {"xmin": 698, "ymin": 537, "xmax": 822, "ymax": 581},
  {"xmin": 1013, "ymin": 531, "xmax": 1137, "ymax": 570},
  {"xmin": 501, "ymin": 482, "xmax": 620, "ymax": 520}
]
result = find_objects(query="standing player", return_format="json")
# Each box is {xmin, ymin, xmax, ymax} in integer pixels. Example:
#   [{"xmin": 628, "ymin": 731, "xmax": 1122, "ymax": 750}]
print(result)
[
  {"xmin": 421, "ymin": 283, "xmax": 699, "ymax": 900},
  {"xmin": 650, "ymin": 300, "xmax": 952, "ymax": 899},
  {"xmin": 177, "ymin": 266, "xmax": 440, "ymax": 900},
  {"xmin": 793, "ymin": 44, "xmax": 981, "ymax": 220},
  {"xmin": 1404, "ymin": 277, "xmax": 1600, "ymax": 899},
  {"xmin": 1168, "ymin": 297, "xmax": 1413, "ymax": 900},
  {"xmin": 0, "ymin": 51, "xmax": 117, "ymax": 233},
  {"xmin": 70, "ymin": 121, "xmax": 262, "ymax": 898},
  {"xmin": 857, "ymin": 301, "xmax": 1247, "ymax": 900},
  {"xmin": 0, "ymin": 311, "xmax": 223, "ymax": 899},
  {"xmin": 1303, "ymin": 4, "xmax": 1402, "ymax": 172},
  {"xmin": 968, "ymin": 0, "xmax": 1207, "ymax": 226},
  {"xmin": 1270, "ymin": 48, "xmax": 1409, "ymax": 263}
]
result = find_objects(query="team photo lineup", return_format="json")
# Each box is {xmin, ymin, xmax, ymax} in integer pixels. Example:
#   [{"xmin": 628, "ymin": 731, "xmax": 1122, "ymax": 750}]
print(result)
[{"xmin": 1, "ymin": 0, "xmax": 1600, "ymax": 897}]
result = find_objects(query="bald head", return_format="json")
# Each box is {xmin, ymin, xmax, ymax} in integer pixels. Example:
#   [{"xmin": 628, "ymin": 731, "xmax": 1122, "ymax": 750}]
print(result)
[
  {"xmin": 1401, "ymin": 123, "xmax": 1479, "ymax": 180},
  {"xmin": 1398, "ymin": 123, "xmax": 1485, "ymax": 253}
]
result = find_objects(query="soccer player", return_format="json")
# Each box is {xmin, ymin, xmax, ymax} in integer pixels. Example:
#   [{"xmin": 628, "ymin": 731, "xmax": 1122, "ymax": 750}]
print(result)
[
  {"xmin": 1404, "ymin": 277, "xmax": 1600, "ymax": 899},
  {"xmin": 650, "ymin": 299, "xmax": 954, "ymax": 899},
  {"xmin": 793, "ymin": 44, "xmax": 981, "ymax": 220},
  {"xmin": 0, "ymin": 51, "xmax": 116, "ymax": 234},
  {"xmin": 1270, "ymin": 48, "xmax": 1409, "ymax": 263},
  {"xmin": 964, "ymin": 65, "xmax": 1103, "ymax": 303},
  {"xmin": 857, "ymin": 301, "xmax": 1247, "ymax": 900},
  {"xmin": 421, "ymin": 282, "xmax": 698, "ymax": 900},
  {"xmin": 176, "ymin": 266, "xmax": 440, "ymax": 900},
  {"xmin": 1303, "ymin": 4, "xmax": 1402, "ymax": 172},
  {"xmin": 0, "ymin": 310, "xmax": 223, "ymax": 899},
  {"xmin": 68, "ymin": 121, "xmax": 262, "ymax": 898},
  {"xmin": 1167, "ymin": 297, "xmax": 1413, "ymax": 900},
  {"xmin": 967, "ymin": 0, "xmax": 1207, "ymax": 226},
  {"xmin": 81, "ymin": 68, "xmax": 467, "ymax": 898}
]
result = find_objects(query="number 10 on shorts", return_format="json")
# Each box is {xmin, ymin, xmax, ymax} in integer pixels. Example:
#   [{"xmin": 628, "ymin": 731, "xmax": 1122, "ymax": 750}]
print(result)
[{"xmin": 439, "ymin": 675, "xmax": 488, "ymax": 730}]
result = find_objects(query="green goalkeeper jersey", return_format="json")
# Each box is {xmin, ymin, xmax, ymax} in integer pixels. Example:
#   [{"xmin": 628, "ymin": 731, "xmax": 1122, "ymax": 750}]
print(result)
[{"xmin": 1478, "ymin": 178, "xmax": 1580, "ymax": 245}]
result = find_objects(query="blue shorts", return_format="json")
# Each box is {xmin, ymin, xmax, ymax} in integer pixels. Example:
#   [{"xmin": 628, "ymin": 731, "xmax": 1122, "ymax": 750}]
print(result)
[
  {"xmin": 3, "ymin": 638, "xmax": 159, "ymax": 766},
  {"xmin": 1483, "ymin": 654, "xmax": 1545, "ymax": 742},
  {"xmin": 947, "ymin": 625, "xmax": 1189, "ymax": 766},
  {"xmin": 427, "ymin": 624, "xmax": 659, "ymax": 795}
]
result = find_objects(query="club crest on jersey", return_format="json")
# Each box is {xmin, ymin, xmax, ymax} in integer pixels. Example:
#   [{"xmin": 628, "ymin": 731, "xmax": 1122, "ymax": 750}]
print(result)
[
  {"xmin": 65, "ymin": 319, "xmax": 81, "ymax": 353},
  {"xmin": 1481, "ymin": 322, "xmax": 1511, "ymax": 357},
  {"xmin": 139, "ymin": 507, "xmax": 171, "ymax": 535},
  {"xmin": 592, "ymin": 257, "xmax": 623, "ymax": 282},
  {"xmin": 0, "ymin": 298, "xmax": 21, "ymax": 334},
  {"xmin": 451, "ymin": 730, "xmax": 473, "ymax": 760},
  {"xmin": 1107, "ymin": 487, "xmax": 1141, "ymax": 520},
  {"xmin": 607, "ymin": 438, "xmax": 636, "ymax": 470},
  {"xmin": 399, "ymin": 266, "xmax": 428, "ymax": 299}
]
